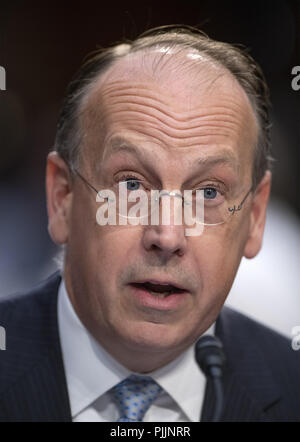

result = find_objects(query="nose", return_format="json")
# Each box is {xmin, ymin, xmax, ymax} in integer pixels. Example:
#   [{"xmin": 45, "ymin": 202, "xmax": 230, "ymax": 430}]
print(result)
[
  {"xmin": 142, "ymin": 191, "xmax": 188, "ymax": 260},
  {"xmin": 142, "ymin": 223, "xmax": 187, "ymax": 259}
]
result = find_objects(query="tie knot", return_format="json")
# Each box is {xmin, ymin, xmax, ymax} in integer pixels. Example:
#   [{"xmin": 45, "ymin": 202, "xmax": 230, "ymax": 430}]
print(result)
[{"xmin": 111, "ymin": 375, "xmax": 162, "ymax": 422}]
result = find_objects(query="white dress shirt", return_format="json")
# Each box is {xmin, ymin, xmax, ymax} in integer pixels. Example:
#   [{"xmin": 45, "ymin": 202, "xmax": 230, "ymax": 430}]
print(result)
[{"xmin": 57, "ymin": 280, "xmax": 215, "ymax": 422}]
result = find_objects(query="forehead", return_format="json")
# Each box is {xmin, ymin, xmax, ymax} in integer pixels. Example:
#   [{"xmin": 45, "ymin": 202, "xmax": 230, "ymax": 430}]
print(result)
[{"xmin": 80, "ymin": 48, "xmax": 258, "ymax": 174}]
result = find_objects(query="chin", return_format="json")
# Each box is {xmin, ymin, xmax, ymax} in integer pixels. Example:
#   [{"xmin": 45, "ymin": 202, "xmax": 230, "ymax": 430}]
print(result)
[{"xmin": 121, "ymin": 320, "xmax": 191, "ymax": 353}]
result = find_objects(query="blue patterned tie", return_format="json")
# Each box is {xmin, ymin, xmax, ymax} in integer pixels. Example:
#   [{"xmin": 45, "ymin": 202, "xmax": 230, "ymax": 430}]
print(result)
[{"xmin": 111, "ymin": 375, "xmax": 162, "ymax": 422}]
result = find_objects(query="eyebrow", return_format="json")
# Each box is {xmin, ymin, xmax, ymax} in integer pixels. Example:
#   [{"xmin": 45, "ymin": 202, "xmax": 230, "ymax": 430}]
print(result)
[
  {"xmin": 103, "ymin": 136, "xmax": 149, "ymax": 162},
  {"xmin": 103, "ymin": 136, "xmax": 238, "ymax": 172},
  {"xmin": 195, "ymin": 152, "xmax": 238, "ymax": 171}
]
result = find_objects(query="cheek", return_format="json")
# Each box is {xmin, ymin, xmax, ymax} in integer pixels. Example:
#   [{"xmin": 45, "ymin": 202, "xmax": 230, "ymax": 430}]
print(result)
[
  {"xmin": 192, "ymin": 223, "xmax": 248, "ymax": 299},
  {"xmin": 67, "ymin": 197, "xmax": 144, "ymax": 317},
  {"xmin": 95, "ymin": 225, "xmax": 142, "ymax": 265},
  {"xmin": 69, "ymin": 185, "xmax": 145, "ymax": 283}
]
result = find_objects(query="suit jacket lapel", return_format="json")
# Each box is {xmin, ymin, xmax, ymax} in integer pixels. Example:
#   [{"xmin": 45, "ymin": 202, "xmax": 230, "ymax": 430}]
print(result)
[{"xmin": 0, "ymin": 273, "xmax": 72, "ymax": 422}]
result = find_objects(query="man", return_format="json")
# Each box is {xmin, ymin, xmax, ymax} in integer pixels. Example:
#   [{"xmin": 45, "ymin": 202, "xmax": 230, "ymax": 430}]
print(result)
[{"xmin": 0, "ymin": 25, "xmax": 299, "ymax": 422}]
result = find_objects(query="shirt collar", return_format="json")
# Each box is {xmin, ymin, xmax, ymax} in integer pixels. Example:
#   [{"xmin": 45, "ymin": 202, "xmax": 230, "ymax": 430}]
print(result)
[{"xmin": 58, "ymin": 279, "xmax": 215, "ymax": 421}]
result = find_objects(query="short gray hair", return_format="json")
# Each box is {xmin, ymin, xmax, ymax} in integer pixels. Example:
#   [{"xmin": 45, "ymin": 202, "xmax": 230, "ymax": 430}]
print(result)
[{"xmin": 53, "ymin": 25, "xmax": 273, "ymax": 188}]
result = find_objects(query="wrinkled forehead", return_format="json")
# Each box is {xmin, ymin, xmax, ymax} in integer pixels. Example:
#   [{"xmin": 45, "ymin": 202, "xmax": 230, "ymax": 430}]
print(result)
[
  {"xmin": 79, "ymin": 47, "xmax": 258, "ymax": 174},
  {"xmin": 84, "ymin": 46, "xmax": 256, "ymax": 114}
]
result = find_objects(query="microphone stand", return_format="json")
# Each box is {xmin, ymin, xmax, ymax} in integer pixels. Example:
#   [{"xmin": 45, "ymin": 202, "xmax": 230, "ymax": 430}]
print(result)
[{"xmin": 195, "ymin": 335, "xmax": 225, "ymax": 422}]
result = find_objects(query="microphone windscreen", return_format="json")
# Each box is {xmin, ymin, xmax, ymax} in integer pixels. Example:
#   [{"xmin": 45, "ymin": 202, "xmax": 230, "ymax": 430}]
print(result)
[{"xmin": 195, "ymin": 335, "xmax": 225, "ymax": 377}]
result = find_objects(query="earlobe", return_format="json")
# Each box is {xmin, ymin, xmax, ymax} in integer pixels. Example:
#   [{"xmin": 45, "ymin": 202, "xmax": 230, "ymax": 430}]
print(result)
[
  {"xmin": 46, "ymin": 152, "xmax": 73, "ymax": 245},
  {"xmin": 243, "ymin": 170, "xmax": 272, "ymax": 259}
]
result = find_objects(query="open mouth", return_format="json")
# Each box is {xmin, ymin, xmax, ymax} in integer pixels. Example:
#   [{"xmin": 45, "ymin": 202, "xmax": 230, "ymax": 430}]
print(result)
[{"xmin": 130, "ymin": 281, "xmax": 185, "ymax": 298}]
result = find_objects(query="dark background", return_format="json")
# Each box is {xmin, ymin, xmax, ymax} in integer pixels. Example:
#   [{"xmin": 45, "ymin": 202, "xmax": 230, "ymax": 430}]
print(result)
[{"xmin": 0, "ymin": 0, "xmax": 299, "ymax": 296}]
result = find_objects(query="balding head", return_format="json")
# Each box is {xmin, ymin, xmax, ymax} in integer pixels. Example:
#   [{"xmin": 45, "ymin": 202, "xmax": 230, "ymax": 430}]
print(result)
[{"xmin": 54, "ymin": 25, "xmax": 272, "ymax": 189}]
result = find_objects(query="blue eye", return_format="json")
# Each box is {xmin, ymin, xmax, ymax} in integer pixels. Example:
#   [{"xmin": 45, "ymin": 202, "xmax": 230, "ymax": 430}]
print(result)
[
  {"xmin": 204, "ymin": 187, "xmax": 217, "ymax": 199},
  {"xmin": 126, "ymin": 179, "xmax": 140, "ymax": 191}
]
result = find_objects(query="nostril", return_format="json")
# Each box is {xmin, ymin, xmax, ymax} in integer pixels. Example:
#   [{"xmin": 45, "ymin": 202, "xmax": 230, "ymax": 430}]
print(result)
[
  {"xmin": 142, "ymin": 225, "xmax": 187, "ymax": 257},
  {"xmin": 149, "ymin": 242, "xmax": 183, "ymax": 256},
  {"xmin": 151, "ymin": 244, "xmax": 160, "ymax": 251}
]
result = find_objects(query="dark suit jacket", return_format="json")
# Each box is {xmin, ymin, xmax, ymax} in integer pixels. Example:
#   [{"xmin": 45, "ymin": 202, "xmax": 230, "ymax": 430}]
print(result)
[{"xmin": 0, "ymin": 272, "xmax": 300, "ymax": 422}]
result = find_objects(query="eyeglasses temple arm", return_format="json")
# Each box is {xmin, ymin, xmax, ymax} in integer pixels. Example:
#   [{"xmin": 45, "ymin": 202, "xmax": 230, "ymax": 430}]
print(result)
[
  {"xmin": 73, "ymin": 169, "xmax": 99, "ymax": 195},
  {"xmin": 228, "ymin": 186, "xmax": 254, "ymax": 214}
]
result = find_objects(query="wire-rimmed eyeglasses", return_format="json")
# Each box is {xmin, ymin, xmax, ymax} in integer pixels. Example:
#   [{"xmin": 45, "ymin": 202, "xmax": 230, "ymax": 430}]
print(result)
[{"xmin": 71, "ymin": 168, "xmax": 253, "ymax": 226}]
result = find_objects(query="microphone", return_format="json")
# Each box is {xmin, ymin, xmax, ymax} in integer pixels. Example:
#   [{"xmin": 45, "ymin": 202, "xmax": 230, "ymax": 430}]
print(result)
[{"xmin": 195, "ymin": 335, "xmax": 225, "ymax": 422}]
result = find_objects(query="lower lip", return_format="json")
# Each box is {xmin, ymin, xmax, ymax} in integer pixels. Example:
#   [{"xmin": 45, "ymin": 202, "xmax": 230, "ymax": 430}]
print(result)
[{"xmin": 129, "ymin": 284, "xmax": 188, "ymax": 310}]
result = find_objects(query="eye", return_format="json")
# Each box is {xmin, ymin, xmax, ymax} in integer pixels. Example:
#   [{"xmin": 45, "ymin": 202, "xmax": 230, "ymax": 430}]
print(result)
[
  {"xmin": 192, "ymin": 183, "xmax": 225, "ymax": 206},
  {"xmin": 124, "ymin": 179, "xmax": 141, "ymax": 191},
  {"xmin": 117, "ymin": 174, "xmax": 144, "ymax": 192},
  {"xmin": 203, "ymin": 187, "xmax": 218, "ymax": 199}
]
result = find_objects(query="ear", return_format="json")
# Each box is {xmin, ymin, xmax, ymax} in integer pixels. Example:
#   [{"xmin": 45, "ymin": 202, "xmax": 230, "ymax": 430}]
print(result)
[
  {"xmin": 46, "ymin": 152, "xmax": 73, "ymax": 245},
  {"xmin": 243, "ymin": 170, "xmax": 272, "ymax": 259}
]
